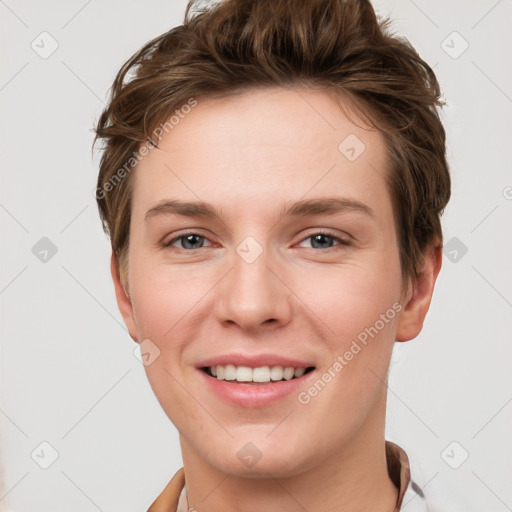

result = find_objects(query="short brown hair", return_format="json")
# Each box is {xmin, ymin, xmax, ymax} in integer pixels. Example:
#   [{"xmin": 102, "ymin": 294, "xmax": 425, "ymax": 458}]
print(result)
[{"xmin": 93, "ymin": 0, "xmax": 450, "ymax": 290}]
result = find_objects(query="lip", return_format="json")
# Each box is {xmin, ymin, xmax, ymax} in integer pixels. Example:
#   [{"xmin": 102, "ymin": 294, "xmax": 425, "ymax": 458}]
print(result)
[
  {"xmin": 196, "ymin": 353, "xmax": 315, "ymax": 369},
  {"xmin": 197, "ymin": 365, "xmax": 316, "ymax": 408}
]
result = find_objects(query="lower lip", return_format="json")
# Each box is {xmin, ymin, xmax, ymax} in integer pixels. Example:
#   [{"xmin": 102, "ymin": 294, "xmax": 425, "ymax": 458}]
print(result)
[{"xmin": 198, "ymin": 368, "xmax": 315, "ymax": 408}]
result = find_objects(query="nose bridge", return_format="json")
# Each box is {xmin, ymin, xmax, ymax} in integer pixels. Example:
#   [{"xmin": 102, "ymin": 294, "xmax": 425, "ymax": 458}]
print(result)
[{"xmin": 214, "ymin": 235, "xmax": 292, "ymax": 330}]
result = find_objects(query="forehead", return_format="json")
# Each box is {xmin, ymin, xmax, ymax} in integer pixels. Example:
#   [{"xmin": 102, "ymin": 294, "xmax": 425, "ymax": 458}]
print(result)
[{"xmin": 131, "ymin": 87, "xmax": 391, "ymax": 223}]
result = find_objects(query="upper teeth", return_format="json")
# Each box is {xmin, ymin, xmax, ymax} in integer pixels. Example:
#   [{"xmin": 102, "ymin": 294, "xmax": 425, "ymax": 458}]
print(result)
[{"xmin": 210, "ymin": 365, "xmax": 307, "ymax": 382}]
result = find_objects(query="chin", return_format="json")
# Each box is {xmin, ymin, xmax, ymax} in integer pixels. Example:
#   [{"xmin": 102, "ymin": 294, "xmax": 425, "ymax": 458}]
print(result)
[
  {"xmin": 195, "ymin": 434, "xmax": 315, "ymax": 479},
  {"xmin": 214, "ymin": 452, "xmax": 309, "ymax": 479}
]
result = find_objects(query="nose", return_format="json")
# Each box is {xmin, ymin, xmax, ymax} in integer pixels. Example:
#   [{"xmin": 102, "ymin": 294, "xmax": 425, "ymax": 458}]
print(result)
[{"xmin": 213, "ymin": 244, "xmax": 293, "ymax": 332}]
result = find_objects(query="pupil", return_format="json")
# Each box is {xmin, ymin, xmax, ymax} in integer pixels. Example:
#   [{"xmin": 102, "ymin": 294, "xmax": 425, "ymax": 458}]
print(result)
[
  {"xmin": 312, "ymin": 234, "xmax": 332, "ymax": 249},
  {"xmin": 183, "ymin": 234, "xmax": 203, "ymax": 249}
]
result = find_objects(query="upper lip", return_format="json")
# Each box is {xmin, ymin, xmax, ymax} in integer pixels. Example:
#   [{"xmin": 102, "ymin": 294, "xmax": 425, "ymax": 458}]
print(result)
[{"xmin": 196, "ymin": 353, "xmax": 316, "ymax": 369}]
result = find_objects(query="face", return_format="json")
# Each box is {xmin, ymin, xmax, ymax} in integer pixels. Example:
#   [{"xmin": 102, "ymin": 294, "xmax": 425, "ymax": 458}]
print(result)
[{"xmin": 113, "ymin": 87, "xmax": 438, "ymax": 477}]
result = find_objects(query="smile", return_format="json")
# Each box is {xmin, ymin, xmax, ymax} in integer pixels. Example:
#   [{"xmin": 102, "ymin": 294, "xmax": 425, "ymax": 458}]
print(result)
[
  {"xmin": 203, "ymin": 364, "xmax": 315, "ymax": 384},
  {"xmin": 198, "ymin": 363, "xmax": 317, "ymax": 408}
]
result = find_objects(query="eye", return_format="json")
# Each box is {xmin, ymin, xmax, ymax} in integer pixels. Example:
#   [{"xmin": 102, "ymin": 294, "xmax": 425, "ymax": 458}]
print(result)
[
  {"xmin": 298, "ymin": 231, "xmax": 351, "ymax": 250},
  {"xmin": 161, "ymin": 230, "xmax": 350, "ymax": 252},
  {"xmin": 163, "ymin": 233, "xmax": 213, "ymax": 251}
]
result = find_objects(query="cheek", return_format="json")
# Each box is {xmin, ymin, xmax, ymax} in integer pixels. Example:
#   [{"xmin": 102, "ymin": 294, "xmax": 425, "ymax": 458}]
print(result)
[
  {"xmin": 294, "ymin": 260, "xmax": 403, "ymax": 405},
  {"xmin": 129, "ymin": 256, "xmax": 205, "ymax": 340},
  {"xmin": 292, "ymin": 267, "xmax": 402, "ymax": 430},
  {"xmin": 298, "ymin": 260, "xmax": 402, "ymax": 342}
]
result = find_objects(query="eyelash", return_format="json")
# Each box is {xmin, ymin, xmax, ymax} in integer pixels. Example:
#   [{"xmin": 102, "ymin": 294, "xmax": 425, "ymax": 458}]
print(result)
[{"xmin": 161, "ymin": 230, "xmax": 351, "ymax": 252}]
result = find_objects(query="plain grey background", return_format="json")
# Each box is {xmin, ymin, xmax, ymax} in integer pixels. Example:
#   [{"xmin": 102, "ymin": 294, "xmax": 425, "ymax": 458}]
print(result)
[{"xmin": 1, "ymin": 1, "xmax": 511, "ymax": 511}]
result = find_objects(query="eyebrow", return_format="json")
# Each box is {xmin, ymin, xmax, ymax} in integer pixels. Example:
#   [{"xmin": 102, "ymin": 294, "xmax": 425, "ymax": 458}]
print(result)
[
  {"xmin": 145, "ymin": 199, "xmax": 224, "ymax": 222},
  {"xmin": 144, "ymin": 197, "xmax": 373, "ymax": 222},
  {"xmin": 280, "ymin": 197, "xmax": 373, "ymax": 218}
]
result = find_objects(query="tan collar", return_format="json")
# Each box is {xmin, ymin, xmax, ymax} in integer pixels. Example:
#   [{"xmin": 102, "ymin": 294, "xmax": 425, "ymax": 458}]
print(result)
[{"xmin": 147, "ymin": 440, "xmax": 412, "ymax": 512}]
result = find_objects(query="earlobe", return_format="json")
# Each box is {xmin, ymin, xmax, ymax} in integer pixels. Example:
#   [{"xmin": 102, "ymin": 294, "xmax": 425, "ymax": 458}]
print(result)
[
  {"xmin": 110, "ymin": 252, "xmax": 139, "ymax": 343},
  {"xmin": 395, "ymin": 242, "xmax": 443, "ymax": 342}
]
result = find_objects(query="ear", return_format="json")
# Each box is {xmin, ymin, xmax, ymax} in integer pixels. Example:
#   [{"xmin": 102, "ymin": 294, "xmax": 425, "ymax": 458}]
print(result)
[
  {"xmin": 396, "ymin": 241, "xmax": 442, "ymax": 342},
  {"xmin": 110, "ymin": 251, "xmax": 139, "ymax": 343}
]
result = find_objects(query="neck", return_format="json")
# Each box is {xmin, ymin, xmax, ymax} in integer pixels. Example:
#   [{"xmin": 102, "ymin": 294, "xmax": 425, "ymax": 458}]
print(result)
[{"xmin": 179, "ymin": 401, "xmax": 398, "ymax": 512}]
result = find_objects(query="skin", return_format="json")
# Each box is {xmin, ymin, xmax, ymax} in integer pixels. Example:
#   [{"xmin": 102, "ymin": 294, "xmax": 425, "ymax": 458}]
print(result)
[{"xmin": 111, "ymin": 87, "xmax": 442, "ymax": 512}]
